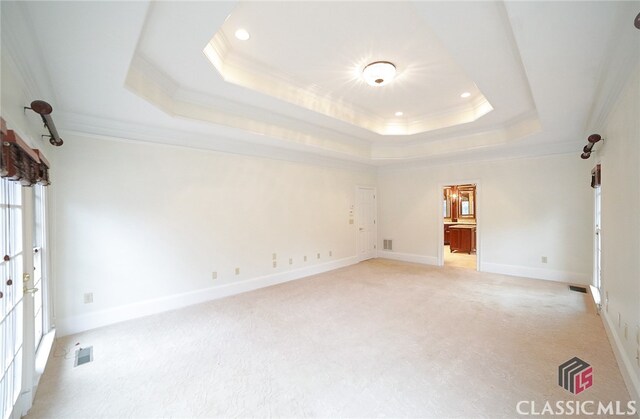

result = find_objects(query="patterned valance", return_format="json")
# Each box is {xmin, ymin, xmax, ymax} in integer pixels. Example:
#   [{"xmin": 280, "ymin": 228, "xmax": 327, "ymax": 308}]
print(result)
[{"xmin": 0, "ymin": 117, "xmax": 50, "ymax": 186}]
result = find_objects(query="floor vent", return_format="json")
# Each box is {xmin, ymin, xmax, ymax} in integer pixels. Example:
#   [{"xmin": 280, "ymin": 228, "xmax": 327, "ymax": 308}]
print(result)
[
  {"xmin": 383, "ymin": 239, "xmax": 393, "ymax": 251},
  {"xmin": 74, "ymin": 346, "xmax": 93, "ymax": 367},
  {"xmin": 569, "ymin": 285, "xmax": 588, "ymax": 294}
]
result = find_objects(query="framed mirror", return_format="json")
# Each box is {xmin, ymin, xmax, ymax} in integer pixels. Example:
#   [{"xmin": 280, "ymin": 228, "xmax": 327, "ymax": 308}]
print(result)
[
  {"xmin": 443, "ymin": 187, "xmax": 452, "ymax": 218},
  {"xmin": 458, "ymin": 186, "xmax": 475, "ymax": 218}
]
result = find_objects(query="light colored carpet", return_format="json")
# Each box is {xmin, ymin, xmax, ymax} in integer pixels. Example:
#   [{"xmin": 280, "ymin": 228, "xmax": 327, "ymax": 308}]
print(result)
[
  {"xmin": 27, "ymin": 259, "xmax": 630, "ymax": 418},
  {"xmin": 444, "ymin": 245, "xmax": 477, "ymax": 269}
]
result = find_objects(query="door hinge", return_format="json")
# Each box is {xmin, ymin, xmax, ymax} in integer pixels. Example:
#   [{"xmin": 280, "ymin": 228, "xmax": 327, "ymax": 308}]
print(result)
[{"xmin": 374, "ymin": 245, "xmax": 376, "ymax": 249}]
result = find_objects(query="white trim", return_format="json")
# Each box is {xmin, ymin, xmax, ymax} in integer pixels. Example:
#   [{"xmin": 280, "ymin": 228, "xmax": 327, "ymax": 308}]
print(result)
[
  {"xmin": 56, "ymin": 256, "xmax": 358, "ymax": 336},
  {"xmin": 600, "ymin": 311, "xmax": 640, "ymax": 405},
  {"xmin": 377, "ymin": 251, "xmax": 438, "ymax": 266},
  {"xmin": 29, "ymin": 328, "xmax": 56, "ymax": 414},
  {"xmin": 482, "ymin": 262, "xmax": 590, "ymax": 284}
]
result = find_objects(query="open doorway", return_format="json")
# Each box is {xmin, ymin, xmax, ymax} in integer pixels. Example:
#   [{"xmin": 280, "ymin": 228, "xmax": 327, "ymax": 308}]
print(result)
[{"xmin": 442, "ymin": 184, "xmax": 477, "ymax": 269}]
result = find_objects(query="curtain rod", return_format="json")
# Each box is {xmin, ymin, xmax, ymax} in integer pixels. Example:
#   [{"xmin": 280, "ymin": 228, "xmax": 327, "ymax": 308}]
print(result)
[{"xmin": 24, "ymin": 100, "xmax": 63, "ymax": 146}]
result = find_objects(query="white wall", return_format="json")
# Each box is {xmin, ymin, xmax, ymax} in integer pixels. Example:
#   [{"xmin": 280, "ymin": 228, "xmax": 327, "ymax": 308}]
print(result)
[
  {"xmin": 596, "ymin": 66, "xmax": 640, "ymax": 402},
  {"xmin": 377, "ymin": 153, "xmax": 593, "ymax": 283},
  {"xmin": 50, "ymin": 134, "xmax": 375, "ymax": 334}
]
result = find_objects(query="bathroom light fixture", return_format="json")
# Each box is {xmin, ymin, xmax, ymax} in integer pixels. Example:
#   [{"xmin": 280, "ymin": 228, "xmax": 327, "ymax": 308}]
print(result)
[
  {"xmin": 362, "ymin": 61, "xmax": 396, "ymax": 87},
  {"xmin": 395, "ymin": 111, "xmax": 404, "ymax": 116},
  {"xmin": 234, "ymin": 28, "xmax": 250, "ymax": 41},
  {"xmin": 460, "ymin": 92, "xmax": 471, "ymax": 98}
]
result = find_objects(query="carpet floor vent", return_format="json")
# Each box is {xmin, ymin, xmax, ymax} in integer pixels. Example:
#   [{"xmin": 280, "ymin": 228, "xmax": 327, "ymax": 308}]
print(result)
[
  {"xmin": 569, "ymin": 285, "xmax": 588, "ymax": 293},
  {"xmin": 74, "ymin": 346, "xmax": 93, "ymax": 367}
]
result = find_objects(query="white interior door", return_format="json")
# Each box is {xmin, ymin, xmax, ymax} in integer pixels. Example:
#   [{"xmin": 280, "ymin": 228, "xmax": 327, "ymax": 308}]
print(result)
[{"xmin": 356, "ymin": 187, "xmax": 376, "ymax": 261}]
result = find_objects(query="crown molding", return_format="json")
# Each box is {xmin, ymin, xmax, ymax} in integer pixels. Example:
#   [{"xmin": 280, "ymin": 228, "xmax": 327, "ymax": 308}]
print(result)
[{"xmin": 58, "ymin": 111, "xmax": 377, "ymax": 172}]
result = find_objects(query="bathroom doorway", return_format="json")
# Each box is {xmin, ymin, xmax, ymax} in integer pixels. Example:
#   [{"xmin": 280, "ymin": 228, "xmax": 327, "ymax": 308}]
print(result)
[{"xmin": 442, "ymin": 183, "xmax": 477, "ymax": 270}]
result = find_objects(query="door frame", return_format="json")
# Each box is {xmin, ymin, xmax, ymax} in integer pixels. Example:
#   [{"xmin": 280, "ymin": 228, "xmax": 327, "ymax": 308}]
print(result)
[
  {"xmin": 355, "ymin": 185, "xmax": 377, "ymax": 261},
  {"xmin": 437, "ymin": 180, "xmax": 481, "ymax": 271},
  {"xmin": 4, "ymin": 185, "xmax": 54, "ymax": 418},
  {"xmin": 592, "ymin": 161, "xmax": 602, "ymax": 294}
]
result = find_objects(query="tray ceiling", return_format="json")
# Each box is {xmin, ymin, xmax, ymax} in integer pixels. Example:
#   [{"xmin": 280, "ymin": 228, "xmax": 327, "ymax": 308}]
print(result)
[{"xmin": 4, "ymin": 1, "xmax": 637, "ymax": 166}]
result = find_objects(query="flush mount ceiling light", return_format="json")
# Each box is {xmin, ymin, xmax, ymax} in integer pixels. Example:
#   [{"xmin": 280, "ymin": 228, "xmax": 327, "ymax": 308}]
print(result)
[
  {"xmin": 362, "ymin": 61, "xmax": 396, "ymax": 87},
  {"xmin": 395, "ymin": 111, "xmax": 404, "ymax": 116},
  {"xmin": 234, "ymin": 28, "xmax": 250, "ymax": 41},
  {"xmin": 460, "ymin": 92, "xmax": 471, "ymax": 98}
]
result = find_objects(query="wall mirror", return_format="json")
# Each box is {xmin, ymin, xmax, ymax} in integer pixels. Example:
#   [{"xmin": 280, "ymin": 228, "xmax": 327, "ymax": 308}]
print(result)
[
  {"xmin": 458, "ymin": 186, "xmax": 475, "ymax": 218},
  {"xmin": 443, "ymin": 187, "xmax": 452, "ymax": 218}
]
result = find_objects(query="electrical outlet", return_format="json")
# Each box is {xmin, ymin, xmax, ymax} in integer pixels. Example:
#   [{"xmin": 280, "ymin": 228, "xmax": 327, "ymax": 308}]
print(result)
[
  {"xmin": 273, "ymin": 261, "xmax": 277, "ymax": 268},
  {"xmin": 289, "ymin": 258, "xmax": 293, "ymax": 265},
  {"xmin": 304, "ymin": 255, "xmax": 307, "ymax": 262},
  {"xmin": 317, "ymin": 253, "xmax": 321, "ymax": 259},
  {"xmin": 541, "ymin": 256, "xmax": 547, "ymax": 263},
  {"xmin": 212, "ymin": 271, "xmax": 217, "ymax": 280},
  {"xmin": 235, "ymin": 267, "xmax": 240, "ymax": 275},
  {"xmin": 272, "ymin": 253, "xmax": 277, "ymax": 260},
  {"xmin": 83, "ymin": 293, "xmax": 93, "ymax": 304}
]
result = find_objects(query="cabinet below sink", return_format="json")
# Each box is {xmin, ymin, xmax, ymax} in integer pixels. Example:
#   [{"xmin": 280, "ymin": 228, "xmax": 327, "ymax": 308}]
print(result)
[{"xmin": 448, "ymin": 225, "xmax": 476, "ymax": 254}]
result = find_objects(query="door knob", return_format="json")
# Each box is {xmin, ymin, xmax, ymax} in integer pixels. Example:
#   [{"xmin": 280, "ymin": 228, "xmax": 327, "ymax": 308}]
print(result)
[{"xmin": 359, "ymin": 227, "xmax": 364, "ymax": 231}]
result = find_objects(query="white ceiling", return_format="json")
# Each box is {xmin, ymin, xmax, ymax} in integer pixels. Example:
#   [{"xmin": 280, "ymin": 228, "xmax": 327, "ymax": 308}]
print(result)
[{"xmin": 2, "ymin": 1, "xmax": 638, "ymax": 166}]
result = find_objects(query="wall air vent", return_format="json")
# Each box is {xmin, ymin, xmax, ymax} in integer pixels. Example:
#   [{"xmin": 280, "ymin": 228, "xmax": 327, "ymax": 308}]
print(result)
[
  {"xmin": 569, "ymin": 285, "xmax": 587, "ymax": 294},
  {"xmin": 383, "ymin": 239, "xmax": 393, "ymax": 251},
  {"xmin": 74, "ymin": 346, "xmax": 93, "ymax": 367}
]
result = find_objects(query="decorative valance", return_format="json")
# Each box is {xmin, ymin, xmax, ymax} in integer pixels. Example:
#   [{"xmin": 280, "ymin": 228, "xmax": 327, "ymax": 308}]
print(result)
[{"xmin": 0, "ymin": 117, "xmax": 51, "ymax": 186}]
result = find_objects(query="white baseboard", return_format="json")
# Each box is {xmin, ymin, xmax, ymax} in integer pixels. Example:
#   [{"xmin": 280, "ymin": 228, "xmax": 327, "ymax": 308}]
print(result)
[
  {"xmin": 601, "ymin": 310, "xmax": 640, "ymax": 404},
  {"xmin": 482, "ymin": 262, "xmax": 590, "ymax": 284},
  {"xmin": 377, "ymin": 251, "xmax": 438, "ymax": 266},
  {"xmin": 56, "ymin": 256, "xmax": 358, "ymax": 336}
]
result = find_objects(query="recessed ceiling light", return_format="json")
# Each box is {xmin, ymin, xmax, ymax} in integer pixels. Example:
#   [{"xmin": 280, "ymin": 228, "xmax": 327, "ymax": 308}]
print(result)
[
  {"xmin": 460, "ymin": 92, "xmax": 471, "ymax": 98},
  {"xmin": 362, "ymin": 61, "xmax": 396, "ymax": 87},
  {"xmin": 395, "ymin": 111, "xmax": 404, "ymax": 116},
  {"xmin": 234, "ymin": 28, "xmax": 250, "ymax": 41}
]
